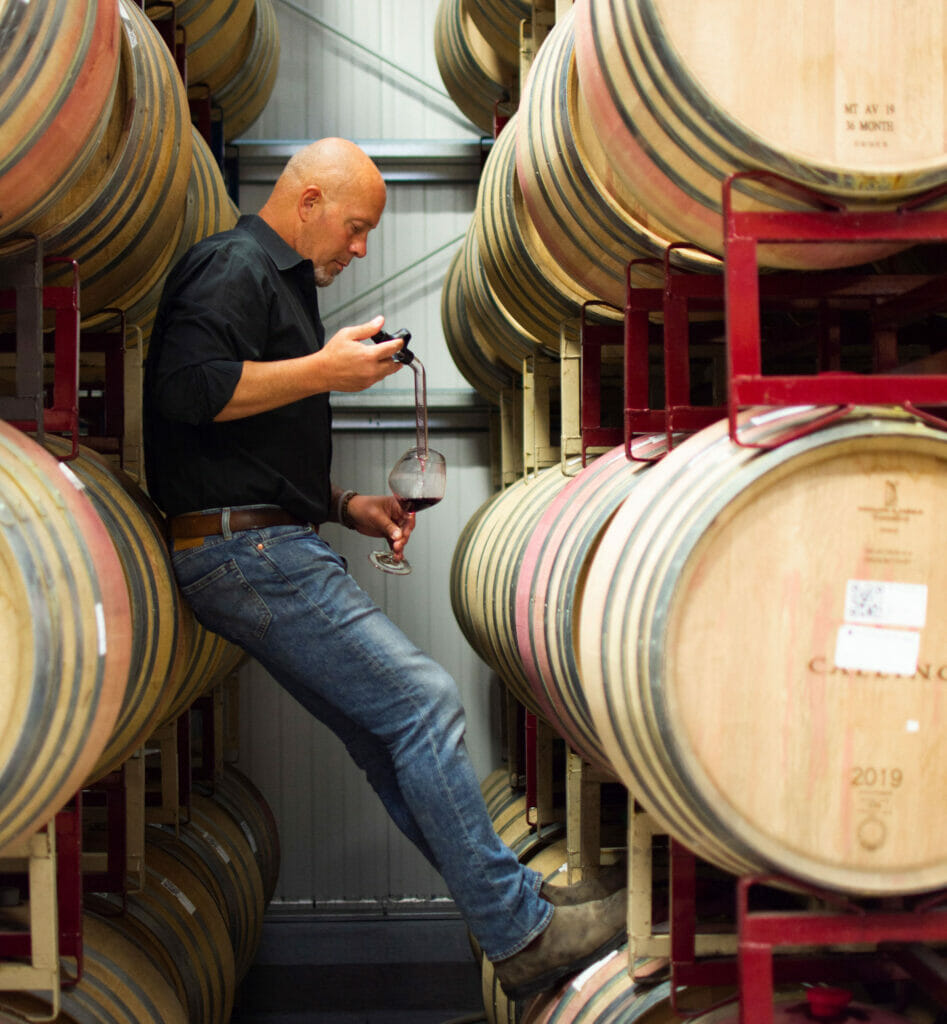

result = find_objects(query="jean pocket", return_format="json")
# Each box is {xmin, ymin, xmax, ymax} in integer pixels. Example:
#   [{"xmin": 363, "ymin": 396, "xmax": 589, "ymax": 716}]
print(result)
[{"xmin": 180, "ymin": 558, "xmax": 272, "ymax": 643}]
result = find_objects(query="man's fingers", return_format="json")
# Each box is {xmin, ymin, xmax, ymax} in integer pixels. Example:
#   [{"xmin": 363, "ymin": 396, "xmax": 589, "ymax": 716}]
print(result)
[{"xmin": 374, "ymin": 339, "xmax": 402, "ymax": 362}]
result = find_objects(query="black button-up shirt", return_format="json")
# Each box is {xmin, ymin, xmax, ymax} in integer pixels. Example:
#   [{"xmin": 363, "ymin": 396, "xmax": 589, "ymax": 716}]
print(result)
[{"xmin": 144, "ymin": 215, "xmax": 333, "ymax": 522}]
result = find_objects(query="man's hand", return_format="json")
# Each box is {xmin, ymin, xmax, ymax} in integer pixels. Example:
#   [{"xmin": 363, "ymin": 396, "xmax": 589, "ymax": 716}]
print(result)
[
  {"xmin": 319, "ymin": 316, "xmax": 404, "ymax": 392},
  {"xmin": 345, "ymin": 493, "xmax": 415, "ymax": 563}
]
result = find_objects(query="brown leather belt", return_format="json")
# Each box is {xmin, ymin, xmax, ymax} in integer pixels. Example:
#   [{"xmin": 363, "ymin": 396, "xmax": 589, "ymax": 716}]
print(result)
[{"xmin": 169, "ymin": 508, "xmax": 311, "ymax": 540}]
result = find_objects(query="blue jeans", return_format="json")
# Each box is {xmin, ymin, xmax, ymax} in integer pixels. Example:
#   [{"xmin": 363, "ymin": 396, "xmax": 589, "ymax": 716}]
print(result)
[{"xmin": 170, "ymin": 519, "xmax": 552, "ymax": 961}]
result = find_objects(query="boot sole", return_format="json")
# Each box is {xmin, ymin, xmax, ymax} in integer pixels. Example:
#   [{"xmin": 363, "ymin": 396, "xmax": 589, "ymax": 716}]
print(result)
[{"xmin": 500, "ymin": 925, "xmax": 627, "ymax": 1002}]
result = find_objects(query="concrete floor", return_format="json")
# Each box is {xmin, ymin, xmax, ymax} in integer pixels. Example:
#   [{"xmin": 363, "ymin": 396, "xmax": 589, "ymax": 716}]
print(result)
[{"xmin": 229, "ymin": 914, "xmax": 486, "ymax": 1024}]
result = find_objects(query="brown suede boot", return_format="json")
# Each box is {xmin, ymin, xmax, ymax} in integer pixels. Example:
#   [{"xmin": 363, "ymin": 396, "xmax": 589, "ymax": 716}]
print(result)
[
  {"xmin": 492, "ymin": 888, "xmax": 627, "ymax": 1000},
  {"xmin": 540, "ymin": 860, "xmax": 627, "ymax": 906}
]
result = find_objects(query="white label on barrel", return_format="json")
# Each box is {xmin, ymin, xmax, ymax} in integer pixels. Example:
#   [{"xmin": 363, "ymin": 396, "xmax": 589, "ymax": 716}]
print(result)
[
  {"xmin": 94, "ymin": 602, "xmax": 107, "ymax": 656},
  {"xmin": 160, "ymin": 876, "xmax": 196, "ymax": 915},
  {"xmin": 194, "ymin": 825, "xmax": 230, "ymax": 864},
  {"xmin": 844, "ymin": 580, "xmax": 928, "ymax": 628},
  {"xmin": 58, "ymin": 462, "xmax": 85, "ymax": 491},
  {"xmin": 835, "ymin": 623, "xmax": 920, "ymax": 676},
  {"xmin": 239, "ymin": 819, "xmax": 258, "ymax": 853}
]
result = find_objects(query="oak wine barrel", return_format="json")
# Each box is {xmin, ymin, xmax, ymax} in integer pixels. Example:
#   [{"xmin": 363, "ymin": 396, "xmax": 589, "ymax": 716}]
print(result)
[
  {"xmin": 572, "ymin": 0, "xmax": 947, "ymax": 269},
  {"xmin": 85, "ymin": 125, "xmax": 240, "ymax": 345},
  {"xmin": 173, "ymin": 0, "xmax": 255, "ymax": 90},
  {"xmin": 481, "ymin": 769, "xmax": 526, "ymax": 838},
  {"xmin": 519, "ymin": 951, "xmax": 677, "ymax": 1024},
  {"xmin": 0, "ymin": 907, "xmax": 187, "ymax": 1023},
  {"xmin": 0, "ymin": 0, "xmax": 121, "ymax": 239},
  {"xmin": 149, "ymin": 791, "xmax": 265, "ymax": 983},
  {"xmin": 435, "ymin": 0, "xmax": 515, "ymax": 135},
  {"xmin": 0, "ymin": 422, "xmax": 131, "ymax": 852},
  {"xmin": 451, "ymin": 460, "xmax": 581, "ymax": 717},
  {"xmin": 462, "ymin": 0, "xmax": 531, "ymax": 68},
  {"xmin": 514, "ymin": 438, "xmax": 671, "ymax": 774},
  {"xmin": 577, "ymin": 406, "xmax": 947, "ymax": 895},
  {"xmin": 441, "ymin": 241, "xmax": 516, "ymax": 403},
  {"xmin": 195, "ymin": 763, "xmax": 282, "ymax": 906},
  {"xmin": 460, "ymin": 218, "xmax": 545, "ymax": 373},
  {"xmin": 207, "ymin": 0, "xmax": 280, "ymax": 142},
  {"xmin": 475, "ymin": 114, "xmax": 621, "ymax": 356},
  {"xmin": 516, "ymin": 6, "xmax": 717, "ymax": 310},
  {"xmin": 88, "ymin": 834, "xmax": 237, "ymax": 1024},
  {"xmin": 34, "ymin": 0, "xmax": 192, "ymax": 320},
  {"xmin": 189, "ymin": 792, "xmax": 266, "ymax": 979}
]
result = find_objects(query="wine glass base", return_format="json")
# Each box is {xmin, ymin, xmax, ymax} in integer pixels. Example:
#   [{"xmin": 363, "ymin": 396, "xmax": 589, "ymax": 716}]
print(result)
[{"xmin": 368, "ymin": 550, "xmax": 412, "ymax": 575}]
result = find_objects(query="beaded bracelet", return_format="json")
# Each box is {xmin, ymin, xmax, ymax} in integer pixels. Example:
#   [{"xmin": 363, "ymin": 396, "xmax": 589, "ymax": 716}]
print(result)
[{"xmin": 337, "ymin": 489, "xmax": 358, "ymax": 529}]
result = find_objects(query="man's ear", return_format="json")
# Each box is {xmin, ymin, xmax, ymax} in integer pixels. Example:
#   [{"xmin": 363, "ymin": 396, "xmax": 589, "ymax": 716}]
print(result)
[{"xmin": 299, "ymin": 185, "xmax": 323, "ymax": 220}]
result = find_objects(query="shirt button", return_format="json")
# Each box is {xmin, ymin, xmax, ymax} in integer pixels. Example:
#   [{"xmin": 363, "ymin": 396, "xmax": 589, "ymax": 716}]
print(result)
[{"xmin": 256, "ymin": 543, "xmax": 264, "ymax": 551}]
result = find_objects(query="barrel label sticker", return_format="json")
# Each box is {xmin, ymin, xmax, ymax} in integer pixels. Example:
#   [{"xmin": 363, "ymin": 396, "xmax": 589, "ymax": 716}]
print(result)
[
  {"xmin": 835, "ymin": 623, "xmax": 920, "ymax": 676},
  {"xmin": 239, "ymin": 820, "xmax": 258, "ymax": 853},
  {"xmin": 194, "ymin": 825, "xmax": 230, "ymax": 864},
  {"xmin": 844, "ymin": 580, "xmax": 928, "ymax": 629},
  {"xmin": 160, "ymin": 876, "xmax": 196, "ymax": 915},
  {"xmin": 94, "ymin": 601, "xmax": 107, "ymax": 657},
  {"xmin": 58, "ymin": 462, "xmax": 86, "ymax": 491}
]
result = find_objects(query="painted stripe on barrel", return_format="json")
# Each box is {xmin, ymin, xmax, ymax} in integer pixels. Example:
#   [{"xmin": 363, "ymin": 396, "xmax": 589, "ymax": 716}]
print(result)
[
  {"xmin": 515, "ymin": 440, "xmax": 670, "ymax": 770},
  {"xmin": 435, "ymin": 0, "xmax": 513, "ymax": 135}
]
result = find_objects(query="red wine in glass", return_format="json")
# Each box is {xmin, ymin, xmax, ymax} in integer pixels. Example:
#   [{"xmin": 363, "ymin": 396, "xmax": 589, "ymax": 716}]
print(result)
[
  {"xmin": 369, "ymin": 446, "xmax": 447, "ymax": 575},
  {"xmin": 399, "ymin": 496, "xmax": 442, "ymax": 514}
]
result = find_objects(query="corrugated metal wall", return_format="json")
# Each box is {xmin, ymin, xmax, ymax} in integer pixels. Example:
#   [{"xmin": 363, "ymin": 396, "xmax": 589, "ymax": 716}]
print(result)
[{"xmin": 231, "ymin": 0, "xmax": 501, "ymax": 910}]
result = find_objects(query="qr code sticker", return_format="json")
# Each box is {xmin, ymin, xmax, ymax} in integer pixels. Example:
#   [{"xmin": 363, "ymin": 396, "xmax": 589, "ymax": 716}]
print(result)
[
  {"xmin": 844, "ymin": 580, "xmax": 928, "ymax": 628},
  {"xmin": 845, "ymin": 580, "xmax": 885, "ymax": 622}
]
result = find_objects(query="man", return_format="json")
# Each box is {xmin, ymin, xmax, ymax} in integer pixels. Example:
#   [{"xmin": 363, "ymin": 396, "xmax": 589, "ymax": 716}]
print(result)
[{"xmin": 143, "ymin": 137, "xmax": 626, "ymax": 1001}]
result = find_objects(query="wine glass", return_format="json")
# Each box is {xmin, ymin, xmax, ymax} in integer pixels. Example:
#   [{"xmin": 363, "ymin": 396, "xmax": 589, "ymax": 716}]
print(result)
[{"xmin": 368, "ymin": 446, "xmax": 447, "ymax": 575}]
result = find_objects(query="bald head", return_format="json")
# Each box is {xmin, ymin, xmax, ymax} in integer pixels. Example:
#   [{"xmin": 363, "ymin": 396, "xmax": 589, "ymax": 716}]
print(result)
[
  {"xmin": 259, "ymin": 137, "xmax": 387, "ymax": 284},
  {"xmin": 275, "ymin": 138, "xmax": 378, "ymax": 200}
]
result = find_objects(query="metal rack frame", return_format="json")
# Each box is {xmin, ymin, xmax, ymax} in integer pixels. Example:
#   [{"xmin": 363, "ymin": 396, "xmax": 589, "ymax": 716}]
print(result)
[
  {"xmin": 604, "ymin": 173, "xmax": 947, "ymax": 464},
  {"xmin": 0, "ymin": 249, "xmax": 80, "ymax": 458},
  {"xmin": 0, "ymin": 799, "xmax": 83, "ymax": 1018},
  {"xmin": 723, "ymin": 169, "xmax": 947, "ymax": 447}
]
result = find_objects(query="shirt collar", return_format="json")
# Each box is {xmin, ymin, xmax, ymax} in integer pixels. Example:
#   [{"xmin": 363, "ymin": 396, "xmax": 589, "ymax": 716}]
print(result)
[{"xmin": 236, "ymin": 214, "xmax": 311, "ymax": 273}]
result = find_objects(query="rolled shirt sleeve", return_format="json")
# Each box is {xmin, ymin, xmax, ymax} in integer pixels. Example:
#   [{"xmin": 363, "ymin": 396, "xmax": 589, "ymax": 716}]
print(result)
[{"xmin": 149, "ymin": 244, "xmax": 275, "ymax": 424}]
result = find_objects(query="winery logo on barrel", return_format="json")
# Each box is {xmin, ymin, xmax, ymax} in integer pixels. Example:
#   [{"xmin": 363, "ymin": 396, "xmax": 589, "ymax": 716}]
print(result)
[
  {"xmin": 858, "ymin": 478, "xmax": 922, "ymax": 528},
  {"xmin": 807, "ymin": 656, "xmax": 947, "ymax": 681}
]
